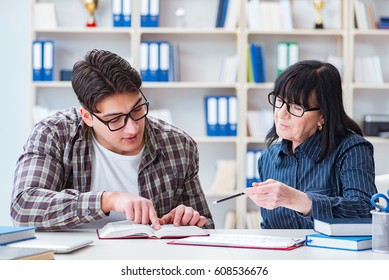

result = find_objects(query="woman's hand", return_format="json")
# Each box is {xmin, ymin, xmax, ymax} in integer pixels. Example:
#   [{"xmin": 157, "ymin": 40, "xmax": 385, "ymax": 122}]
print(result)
[{"xmin": 244, "ymin": 179, "xmax": 312, "ymax": 215}]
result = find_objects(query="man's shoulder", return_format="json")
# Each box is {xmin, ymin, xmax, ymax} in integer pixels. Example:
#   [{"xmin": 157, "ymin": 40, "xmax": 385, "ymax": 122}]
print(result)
[
  {"xmin": 147, "ymin": 117, "xmax": 195, "ymax": 144},
  {"xmin": 37, "ymin": 107, "xmax": 80, "ymax": 124},
  {"xmin": 32, "ymin": 107, "xmax": 83, "ymax": 136}
]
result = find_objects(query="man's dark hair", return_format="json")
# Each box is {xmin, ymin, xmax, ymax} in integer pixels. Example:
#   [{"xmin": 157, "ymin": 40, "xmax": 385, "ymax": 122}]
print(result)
[
  {"xmin": 72, "ymin": 49, "xmax": 142, "ymax": 113},
  {"xmin": 266, "ymin": 59, "xmax": 362, "ymax": 162}
]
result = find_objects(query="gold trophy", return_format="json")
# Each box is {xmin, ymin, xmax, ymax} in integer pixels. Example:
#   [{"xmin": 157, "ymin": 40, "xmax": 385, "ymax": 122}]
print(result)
[
  {"xmin": 82, "ymin": 0, "xmax": 100, "ymax": 27},
  {"xmin": 312, "ymin": 0, "xmax": 328, "ymax": 29}
]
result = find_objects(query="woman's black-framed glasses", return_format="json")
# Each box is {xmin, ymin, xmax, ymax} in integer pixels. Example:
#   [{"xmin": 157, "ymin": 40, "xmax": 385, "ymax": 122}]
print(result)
[
  {"xmin": 267, "ymin": 92, "xmax": 320, "ymax": 117},
  {"xmin": 90, "ymin": 90, "xmax": 149, "ymax": 132}
]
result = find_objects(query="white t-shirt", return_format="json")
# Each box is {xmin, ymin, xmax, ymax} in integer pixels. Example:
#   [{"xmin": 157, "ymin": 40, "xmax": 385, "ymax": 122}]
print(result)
[{"xmin": 79, "ymin": 134, "xmax": 144, "ymax": 229}]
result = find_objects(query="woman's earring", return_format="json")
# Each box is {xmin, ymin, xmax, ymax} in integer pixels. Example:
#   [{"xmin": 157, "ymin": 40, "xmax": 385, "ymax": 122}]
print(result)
[{"xmin": 318, "ymin": 123, "xmax": 323, "ymax": 131}]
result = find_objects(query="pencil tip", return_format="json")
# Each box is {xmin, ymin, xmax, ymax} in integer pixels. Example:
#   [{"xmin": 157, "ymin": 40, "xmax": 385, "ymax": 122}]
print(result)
[{"xmin": 212, "ymin": 201, "xmax": 217, "ymax": 204}]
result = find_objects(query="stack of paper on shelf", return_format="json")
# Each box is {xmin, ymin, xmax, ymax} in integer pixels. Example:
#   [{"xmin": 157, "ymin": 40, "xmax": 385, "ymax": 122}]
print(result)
[
  {"xmin": 354, "ymin": 56, "xmax": 383, "ymax": 84},
  {"xmin": 223, "ymin": 210, "xmax": 236, "ymax": 229},
  {"xmin": 34, "ymin": 2, "xmax": 58, "ymax": 29},
  {"xmin": 208, "ymin": 160, "xmax": 237, "ymax": 194},
  {"xmin": 326, "ymin": 55, "xmax": 344, "ymax": 78},
  {"xmin": 0, "ymin": 226, "xmax": 36, "ymax": 246},
  {"xmin": 246, "ymin": 0, "xmax": 293, "ymax": 31},
  {"xmin": 218, "ymin": 55, "xmax": 239, "ymax": 84},
  {"xmin": 246, "ymin": 210, "xmax": 261, "ymax": 229},
  {"xmin": 354, "ymin": 0, "xmax": 376, "ymax": 29},
  {"xmin": 148, "ymin": 109, "xmax": 173, "ymax": 124},
  {"xmin": 33, "ymin": 106, "xmax": 58, "ymax": 124},
  {"xmin": 247, "ymin": 110, "xmax": 273, "ymax": 138}
]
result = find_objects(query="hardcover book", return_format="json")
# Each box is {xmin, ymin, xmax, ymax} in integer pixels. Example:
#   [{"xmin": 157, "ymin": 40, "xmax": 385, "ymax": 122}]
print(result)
[
  {"xmin": 313, "ymin": 218, "xmax": 372, "ymax": 236},
  {"xmin": 0, "ymin": 226, "xmax": 36, "ymax": 246},
  {"xmin": 8, "ymin": 237, "xmax": 93, "ymax": 254},
  {"xmin": 306, "ymin": 233, "xmax": 372, "ymax": 251},
  {"xmin": 0, "ymin": 246, "xmax": 54, "ymax": 260},
  {"xmin": 97, "ymin": 220, "xmax": 209, "ymax": 239}
]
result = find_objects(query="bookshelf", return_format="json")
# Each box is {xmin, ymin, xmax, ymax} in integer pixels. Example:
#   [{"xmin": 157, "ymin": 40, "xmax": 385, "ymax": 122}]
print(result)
[
  {"xmin": 30, "ymin": 0, "xmax": 389, "ymax": 228},
  {"xmin": 348, "ymin": 0, "xmax": 389, "ymax": 178}
]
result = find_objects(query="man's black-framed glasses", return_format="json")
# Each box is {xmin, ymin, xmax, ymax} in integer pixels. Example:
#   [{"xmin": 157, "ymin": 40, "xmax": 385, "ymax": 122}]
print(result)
[
  {"xmin": 267, "ymin": 92, "xmax": 320, "ymax": 117},
  {"xmin": 90, "ymin": 90, "xmax": 149, "ymax": 132}
]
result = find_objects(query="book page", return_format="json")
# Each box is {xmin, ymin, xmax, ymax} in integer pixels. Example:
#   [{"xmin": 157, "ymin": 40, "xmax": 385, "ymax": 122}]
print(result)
[
  {"xmin": 98, "ymin": 221, "xmax": 154, "ymax": 238},
  {"xmin": 154, "ymin": 225, "xmax": 207, "ymax": 238},
  {"xmin": 172, "ymin": 234, "xmax": 304, "ymax": 249}
]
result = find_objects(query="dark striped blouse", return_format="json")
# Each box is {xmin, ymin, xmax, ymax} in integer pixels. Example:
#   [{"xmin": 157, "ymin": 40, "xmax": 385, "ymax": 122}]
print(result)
[{"xmin": 259, "ymin": 131, "xmax": 377, "ymax": 229}]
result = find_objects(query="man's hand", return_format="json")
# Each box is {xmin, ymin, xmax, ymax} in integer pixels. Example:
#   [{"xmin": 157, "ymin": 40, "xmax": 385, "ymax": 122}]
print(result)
[
  {"xmin": 160, "ymin": 205, "xmax": 206, "ymax": 227},
  {"xmin": 101, "ymin": 192, "xmax": 161, "ymax": 229}
]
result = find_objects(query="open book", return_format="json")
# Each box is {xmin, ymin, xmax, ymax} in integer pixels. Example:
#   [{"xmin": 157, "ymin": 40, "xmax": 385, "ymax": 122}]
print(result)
[
  {"xmin": 97, "ymin": 220, "xmax": 209, "ymax": 239},
  {"xmin": 168, "ymin": 234, "xmax": 305, "ymax": 251}
]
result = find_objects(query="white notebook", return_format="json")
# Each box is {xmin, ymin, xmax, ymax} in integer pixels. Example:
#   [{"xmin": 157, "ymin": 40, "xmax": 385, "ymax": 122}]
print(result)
[{"xmin": 7, "ymin": 236, "xmax": 93, "ymax": 253}]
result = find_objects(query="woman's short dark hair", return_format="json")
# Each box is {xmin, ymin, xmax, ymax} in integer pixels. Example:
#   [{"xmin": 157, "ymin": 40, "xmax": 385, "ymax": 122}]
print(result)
[
  {"xmin": 266, "ymin": 59, "xmax": 362, "ymax": 162},
  {"xmin": 72, "ymin": 49, "xmax": 142, "ymax": 113}
]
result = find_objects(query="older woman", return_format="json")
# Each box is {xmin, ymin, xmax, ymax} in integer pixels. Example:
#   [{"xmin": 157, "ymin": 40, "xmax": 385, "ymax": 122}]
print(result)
[{"xmin": 245, "ymin": 60, "xmax": 377, "ymax": 229}]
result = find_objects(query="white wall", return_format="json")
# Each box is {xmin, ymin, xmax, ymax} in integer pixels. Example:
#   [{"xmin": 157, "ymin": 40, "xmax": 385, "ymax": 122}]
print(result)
[{"xmin": 0, "ymin": 0, "xmax": 30, "ymax": 225}]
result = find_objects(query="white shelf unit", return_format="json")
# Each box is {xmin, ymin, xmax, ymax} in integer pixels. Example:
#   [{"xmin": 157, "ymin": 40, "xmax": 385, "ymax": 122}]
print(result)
[
  {"xmin": 30, "ymin": 0, "xmax": 389, "ymax": 228},
  {"xmin": 348, "ymin": 0, "xmax": 389, "ymax": 175}
]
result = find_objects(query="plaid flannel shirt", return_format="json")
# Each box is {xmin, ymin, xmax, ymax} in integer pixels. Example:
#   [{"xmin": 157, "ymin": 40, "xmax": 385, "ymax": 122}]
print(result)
[{"xmin": 11, "ymin": 107, "xmax": 214, "ymax": 230}]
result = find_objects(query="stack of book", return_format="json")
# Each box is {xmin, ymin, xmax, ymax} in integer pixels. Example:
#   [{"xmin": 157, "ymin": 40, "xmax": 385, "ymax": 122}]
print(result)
[
  {"xmin": 32, "ymin": 40, "xmax": 54, "ymax": 81},
  {"xmin": 277, "ymin": 42, "xmax": 299, "ymax": 76},
  {"xmin": 112, "ymin": 0, "xmax": 132, "ymax": 27},
  {"xmin": 247, "ymin": 43, "xmax": 266, "ymax": 83},
  {"xmin": 0, "ymin": 225, "xmax": 36, "ymax": 246},
  {"xmin": 306, "ymin": 218, "xmax": 372, "ymax": 251},
  {"xmin": 378, "ymin": 16, "xmax": 389, "ymax": 29},
  {"xmin": 215, "ymin": 0, "xmax": 240, "ymax": 29},
  {"xmin": 140, "ymin": 41, "xmax": 179, "ymax": 82},
  {"xmin": 204, "ymin": 95, "xmax": 237, "ymax": 137},
  {"xmin": 0, "ymin": 247, "xmax": 54, "ymax": 260},
  {"xmin": 354, "ymin": 0, "xmax": 376, "ymax": 30},
  {"xmin": 140, "ymin": 0, "xmax": 159, "ymax": 27},
  {"xmin": 0, "ymin": 225, "xmax": 54, "ymax": 260}
]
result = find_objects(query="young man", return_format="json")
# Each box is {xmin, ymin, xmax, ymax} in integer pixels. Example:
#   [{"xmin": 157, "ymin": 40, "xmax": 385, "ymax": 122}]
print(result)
[{"xmin": 11, "ymin": 49, "xmax": 214, "ymax": 230}]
